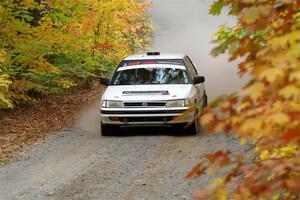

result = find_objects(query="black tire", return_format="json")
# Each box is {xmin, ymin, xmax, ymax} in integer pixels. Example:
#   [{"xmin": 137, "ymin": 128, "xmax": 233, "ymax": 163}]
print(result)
[
  {"xmin": 203, "ymin": 92, "xmax": 208, "ymax": 108},
  {"xmin": 101, "ymin": 122, "xmax": 118, "ymax": 136},
  {"xmin": 184, "ymin": 109, "xmax": 201, "ymax": 135},
  {"xmin": 185, "ymin": 121, "xmax": 199, "ymax": 135}
]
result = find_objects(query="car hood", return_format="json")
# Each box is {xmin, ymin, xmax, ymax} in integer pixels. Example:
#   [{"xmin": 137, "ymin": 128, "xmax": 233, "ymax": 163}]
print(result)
[{"xmin": 102, "ymin": 85, "xmax": 193, "ymax": 101}]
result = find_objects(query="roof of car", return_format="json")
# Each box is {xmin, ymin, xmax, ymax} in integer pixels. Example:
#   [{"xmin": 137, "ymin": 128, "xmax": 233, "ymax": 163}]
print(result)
[{"xmin": 124, "ymin": 53, "xmax": 186, "ymax": 60}]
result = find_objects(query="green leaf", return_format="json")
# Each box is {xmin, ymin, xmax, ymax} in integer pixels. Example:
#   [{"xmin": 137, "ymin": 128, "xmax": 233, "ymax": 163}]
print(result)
[{"xmin": 209, "ymin": 2, "xmax": 225, "ymax": 16}]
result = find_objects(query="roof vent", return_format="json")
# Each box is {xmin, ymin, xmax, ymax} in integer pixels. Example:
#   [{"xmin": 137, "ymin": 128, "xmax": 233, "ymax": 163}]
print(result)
[{"xmin": 147, "ymin": 52, "xmax": 160, "ymax": 56}]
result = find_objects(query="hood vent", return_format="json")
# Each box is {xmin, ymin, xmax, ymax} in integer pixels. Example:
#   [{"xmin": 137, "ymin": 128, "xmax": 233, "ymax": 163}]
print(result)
[{"xmin": 123, "ymin": 91, "xmax": 169, "ymax": 95}]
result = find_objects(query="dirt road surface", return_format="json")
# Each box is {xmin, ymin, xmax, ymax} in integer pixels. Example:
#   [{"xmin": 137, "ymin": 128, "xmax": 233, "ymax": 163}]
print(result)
[{"xmin": 0, "ymin": 0, "xmax": 251, "ymax": 199}]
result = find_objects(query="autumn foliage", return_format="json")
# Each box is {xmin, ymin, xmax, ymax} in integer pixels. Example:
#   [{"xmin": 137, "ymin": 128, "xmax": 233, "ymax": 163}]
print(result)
[
  {"xmin": 0, "ymin": 0, "xmax": 152, "ymax": 109},
  {"xmin": 187, "ymin": 0, "xmax": 300, "ymax": 199}
]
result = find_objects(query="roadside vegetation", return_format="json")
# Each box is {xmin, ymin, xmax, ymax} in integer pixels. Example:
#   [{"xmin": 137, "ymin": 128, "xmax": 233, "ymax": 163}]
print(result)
[
  {"xmin": 0, "ymin": 0, "xmax": 152, "ymax": 164},
  {"xmin": 0, "ymin": 0, "xmax": 152, "ymax": 109},
  {"xmin": 187, "ymin": 1, "xmax": 300, "ymax": 199}
]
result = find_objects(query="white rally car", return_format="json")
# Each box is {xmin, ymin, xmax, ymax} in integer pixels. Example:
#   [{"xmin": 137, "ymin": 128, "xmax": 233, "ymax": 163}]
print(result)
[{"xmin": 100, "ymin": 52, "xmax": 207, "ymax": 136}]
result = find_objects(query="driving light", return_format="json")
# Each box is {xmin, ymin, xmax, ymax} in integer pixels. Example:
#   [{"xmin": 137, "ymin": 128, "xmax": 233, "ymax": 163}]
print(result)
[
  {"xmin": 166, "ymin": 99, "xmax": 190, "ymax": 107},
  {"xmin": 102, "ymin": 100, "xmax": 123, "ymax": 108}
]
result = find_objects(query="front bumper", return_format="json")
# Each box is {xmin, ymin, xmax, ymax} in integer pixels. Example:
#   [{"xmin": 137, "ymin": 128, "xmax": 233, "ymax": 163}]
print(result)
[{"xmin": 100, "ymin": 107, "xmax": 193, "ymax": 126}]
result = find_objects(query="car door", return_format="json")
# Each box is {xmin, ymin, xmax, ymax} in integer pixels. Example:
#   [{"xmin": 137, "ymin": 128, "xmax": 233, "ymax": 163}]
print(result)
[{"xmin": 185, "ymin": 56, "xmax": 205, "ymax": 104}]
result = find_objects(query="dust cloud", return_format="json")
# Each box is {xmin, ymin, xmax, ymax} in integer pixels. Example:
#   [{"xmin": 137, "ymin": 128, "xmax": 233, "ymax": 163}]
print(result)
[{"xmin": 149, "ymin": 0, "xmax": 249, "ymax": 101}]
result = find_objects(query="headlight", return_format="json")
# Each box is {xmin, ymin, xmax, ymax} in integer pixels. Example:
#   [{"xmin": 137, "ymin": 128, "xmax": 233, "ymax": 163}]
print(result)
[
  {"xmin": 166, "ymin": 99, "xmax": 190, "ymax": 107},
  {"xmin": 102, "ymin": 100, "xmax": 123, "ymax": 108}
]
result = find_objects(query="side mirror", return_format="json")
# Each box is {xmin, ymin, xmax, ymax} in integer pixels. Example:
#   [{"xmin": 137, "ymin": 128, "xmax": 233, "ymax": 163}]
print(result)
[
  {"xmin": 193, "ymin": 76, "xmax": 205, "ymax": 85},
  {"xmin": 100, "ymin": 78, "xmax": 110, "ymax": 86}
]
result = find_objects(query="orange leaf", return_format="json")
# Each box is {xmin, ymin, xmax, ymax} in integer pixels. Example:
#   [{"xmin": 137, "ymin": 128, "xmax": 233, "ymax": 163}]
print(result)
[
  {"xmin": 281, "ymin": 128, "xmax": 300, "ymax": 143},
  {"xmin": 185, "ymin": 163, "xmax": 206, "ymax": 179}
]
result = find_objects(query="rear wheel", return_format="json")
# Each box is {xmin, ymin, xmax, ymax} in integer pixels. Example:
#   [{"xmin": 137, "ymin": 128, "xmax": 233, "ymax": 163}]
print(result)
[
  {"xmin": 100, "ymin": 122, "xmax": 119, "ymax": 136},
  {"xmin": 203, "ymin": 92, "xmax": 208, "ymax": 108}
]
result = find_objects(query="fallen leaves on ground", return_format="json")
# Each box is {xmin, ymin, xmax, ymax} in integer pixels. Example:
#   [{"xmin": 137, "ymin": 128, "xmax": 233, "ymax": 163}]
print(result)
[{"xmin": 0, "ymin": 84, "xmax": 103, "ymax": 165}]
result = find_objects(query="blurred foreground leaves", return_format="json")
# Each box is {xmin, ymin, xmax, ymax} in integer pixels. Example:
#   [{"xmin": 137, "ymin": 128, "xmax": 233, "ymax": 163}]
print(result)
[{"xmin": 188, "ymin": 1, "xmax": 300, "ymax": 199}]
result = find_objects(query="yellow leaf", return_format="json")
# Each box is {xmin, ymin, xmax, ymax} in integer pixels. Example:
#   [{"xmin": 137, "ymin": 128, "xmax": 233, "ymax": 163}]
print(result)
[
  {"xmin": 269, "ymin": 30, "xmax": 300, "ymax": 51},
  {"xmin": 266, "ymin": 112, "xmax": 290, "ymax": 125},
  {"xmin": 289, "ymin": 71, "xmax": 300, "ymax": 82},
  {"xmin": 0, "ymin": 49, "xmax": 7, "ymax": 63},
  {"xmin": 231, "ymin": 116, "xmax": 241, "ymax": 126},
  {"xmin": 239, "ymin": 118, "xmax": 263, "ymax": 133},
  {"xmin": 277, "ymin": 144, "xmax": 297, "ymax": 157},
  {"xmin": 236, "ymin": 101, "xmax": 251, "ymax": 113},
  {"xmin": 216, "ymin": 188, "xmax": 228, "ymax": 200},
  {"xmin": 214, "ymin": 122, "xmax": 226, "ymax": 132},
  {"xmin": 260, "ymin": 150, "xmax": 270, "ymax": 159},
  {"xmin": 240, "ymin": 82, "xmax": 265, "ymax": 101},
  {"xmin": 258, "ymin": 68, "xmax": 284, "ymax": 83},
  {"xmin": 0, "ymin": 74, "xmax": 13, "ymax": 108},
  {"xmin": 271, "ymin": 54, "xmax": 298, "ymax": 69},
  {"xmin": 279, "ymin": 85, "xmax": 300, "ymax": 99},
  {"xmin": 201, "ymin": 113, "xmax": 214, "ymax": 126},
  {"xmin": 251, "ymin": 64, "xmax": 268, "ymax": 78},
  {"xmin": 214, "ymin": 177, "xmax": 225, "ymax": 186}
]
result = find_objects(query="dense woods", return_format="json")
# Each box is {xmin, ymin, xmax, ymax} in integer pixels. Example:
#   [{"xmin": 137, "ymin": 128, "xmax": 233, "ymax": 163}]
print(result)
[
  {"xmin": 187, "ymin": 1, "xmax": 300, "ymax": 199},
  {"xmin": 0, "ymin": 0, "xmax": 152, "ymax": 109}
]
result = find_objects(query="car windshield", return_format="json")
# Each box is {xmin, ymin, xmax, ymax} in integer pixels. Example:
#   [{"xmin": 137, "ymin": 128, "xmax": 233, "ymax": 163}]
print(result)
[{"xmin": 111, "ymin": 67, "xmax": 190, "ymax": 85}]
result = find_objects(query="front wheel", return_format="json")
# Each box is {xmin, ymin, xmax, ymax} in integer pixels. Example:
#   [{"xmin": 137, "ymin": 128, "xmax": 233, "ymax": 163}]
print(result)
[
  {"xmin": 185, "ymin": 109, "xmax": 201, "ymax": 135},
  {"xmin": 185, "ymin": 120, "xmax": 200, "ymax": 135}
]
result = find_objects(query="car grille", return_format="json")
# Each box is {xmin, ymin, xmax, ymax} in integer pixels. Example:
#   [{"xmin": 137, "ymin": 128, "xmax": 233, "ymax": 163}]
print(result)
[
  {"xmin": 101, "ymin": 109, "xmax": 186, "ymax": 115},
  {"xmin": 126, "ymin": 116, "xmax": 173, "ymax": 122},
  {"xmin": 109, "ymin": 116, "xmax": 174, "ymax": 123},
  {"xmin": 124, "ymin": 102, "xmax": 166, "ymax": 107}
]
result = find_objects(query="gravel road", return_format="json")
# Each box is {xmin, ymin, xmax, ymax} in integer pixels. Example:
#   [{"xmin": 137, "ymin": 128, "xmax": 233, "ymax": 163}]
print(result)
[{"xmin": 0, "ymin": 0, "xmax": 251, "ymax": 200}]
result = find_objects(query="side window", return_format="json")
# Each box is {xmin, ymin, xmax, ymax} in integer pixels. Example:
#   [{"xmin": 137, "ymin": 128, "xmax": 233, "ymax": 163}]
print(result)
[
  {"xmin": 184, "ymin": 57, "xmax": 197, "ymax": 79},
  {"xmin": 186, "ymin": 56, "xmax": 198, "ymax": 76}
]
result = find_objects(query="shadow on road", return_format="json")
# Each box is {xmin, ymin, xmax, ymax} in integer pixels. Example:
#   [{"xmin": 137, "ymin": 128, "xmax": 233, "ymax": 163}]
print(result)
[{"xmin": 109, "ymin": 126, "xmax": 198, "ymax": 137}]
